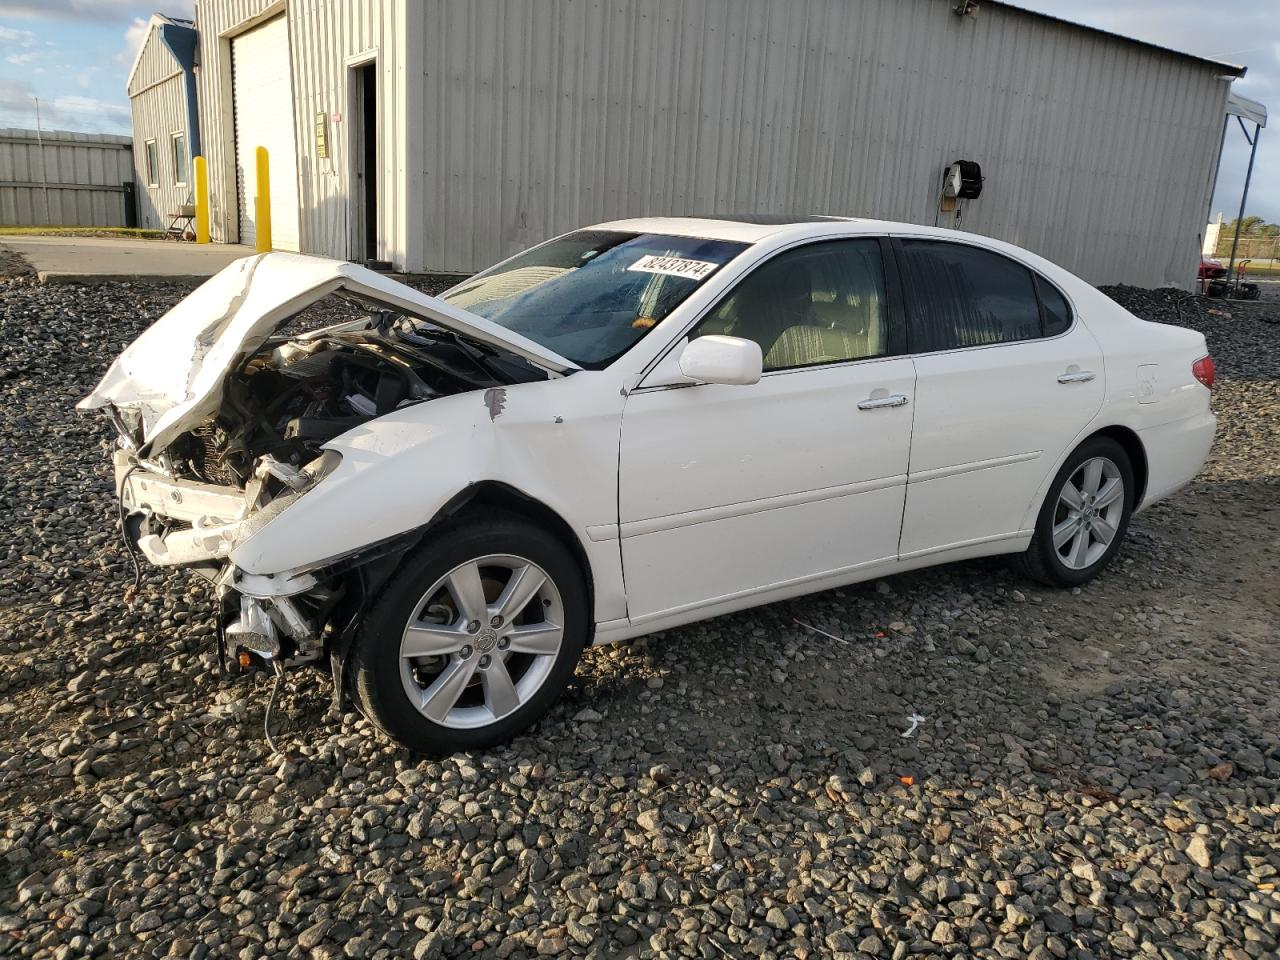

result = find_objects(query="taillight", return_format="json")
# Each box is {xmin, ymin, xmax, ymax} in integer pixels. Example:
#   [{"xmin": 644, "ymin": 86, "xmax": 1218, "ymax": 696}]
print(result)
[{"xmin": 1192, "ymin": 355, "xmax": 1216, "ymax": 390}]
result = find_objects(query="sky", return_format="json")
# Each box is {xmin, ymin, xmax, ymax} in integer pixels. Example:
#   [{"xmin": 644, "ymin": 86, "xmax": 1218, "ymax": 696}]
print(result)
[{"xmin": 0, "ymin": 0, "xmax": 1274, "ymax": 224}]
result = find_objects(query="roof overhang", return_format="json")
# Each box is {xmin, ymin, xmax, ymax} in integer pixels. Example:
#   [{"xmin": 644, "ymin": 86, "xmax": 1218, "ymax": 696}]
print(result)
[
  {"xmin": 1226, "ymin": 91, "xmax": 1267, "ymax": 129},
  {"xmin": 990, "ymin": 3, "xmax": 1247, "ymax": 78}
]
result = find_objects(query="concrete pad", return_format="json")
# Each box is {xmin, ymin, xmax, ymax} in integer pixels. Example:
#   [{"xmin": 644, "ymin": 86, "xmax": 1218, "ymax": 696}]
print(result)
[{"xmin": 0, "ymin": 236, "xmax": 258, "ymax": 284}]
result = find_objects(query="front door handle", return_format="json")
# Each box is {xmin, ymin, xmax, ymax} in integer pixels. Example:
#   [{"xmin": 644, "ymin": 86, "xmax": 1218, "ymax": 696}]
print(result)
[
  {"xmin": 1058, "ymin": 370, "xmax": 1096, "ymax": 384},
  {"xmin": 857, "ymin": 393, "xmax": 909, "ymax": 410}
]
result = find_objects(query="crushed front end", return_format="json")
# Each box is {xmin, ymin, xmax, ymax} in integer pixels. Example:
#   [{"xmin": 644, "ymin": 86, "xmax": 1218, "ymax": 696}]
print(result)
[
  {"xmin": 111, "ymin": 441, "xmax": 344, "ymax": 675},
  {"xmin": 82, "ymin": 253, "xmax": 574, "ymax": 691}
]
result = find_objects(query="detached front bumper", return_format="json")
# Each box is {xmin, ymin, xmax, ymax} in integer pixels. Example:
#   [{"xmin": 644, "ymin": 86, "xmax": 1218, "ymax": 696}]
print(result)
[
  {"xmin": 115, "ymin": 449, "xmax": 258, "ymax": 566},
  {"xmin": 113, "ymin": 448, "xmax": 329, "ymax": 669},
  {"xmin": 113, "ymin": 447, "xmax": 318, "ymax": 569}
]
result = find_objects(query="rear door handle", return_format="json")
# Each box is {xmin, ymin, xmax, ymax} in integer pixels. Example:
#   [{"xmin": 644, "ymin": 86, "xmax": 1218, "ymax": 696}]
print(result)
[
  {"xmin": 857, "ymin": 393, "xmax": 909, "ymax": 410},
  {"xmin": 1057, "ymin": 370, "xmax": 1096, "ymax": 384}
]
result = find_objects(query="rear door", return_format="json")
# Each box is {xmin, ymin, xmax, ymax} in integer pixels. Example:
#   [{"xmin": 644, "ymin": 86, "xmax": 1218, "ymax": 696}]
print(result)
[{"xmin": 894, "ymin": 238, "xmax": 1104, "ymax": 557}]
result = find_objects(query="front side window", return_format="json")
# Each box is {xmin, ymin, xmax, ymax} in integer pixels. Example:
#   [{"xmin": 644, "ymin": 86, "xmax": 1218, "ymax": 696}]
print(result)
[
  {"xmin": 144, "ymin": 139, "xmax": 159, "ymax": 187},
  {"xmin": 692, "ymin": 239, "xmax": 889, "ymax": 371},
  {"xmin": 171, "ymin": 133, "xmax": 188, "ymax": 185},
  {"xmin": 441, "ymin": 231, "xmax": 746, "ymax": 369},
  {"xmin": 899, "ymin": 240, "xmax": 1043, "ymax": 351}
]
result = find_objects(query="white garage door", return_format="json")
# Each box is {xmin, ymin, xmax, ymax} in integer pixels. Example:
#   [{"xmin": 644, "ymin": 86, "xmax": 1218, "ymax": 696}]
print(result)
[{"xmin": 232, "ymin": 17, "xmax": 300, "ymax": 251}]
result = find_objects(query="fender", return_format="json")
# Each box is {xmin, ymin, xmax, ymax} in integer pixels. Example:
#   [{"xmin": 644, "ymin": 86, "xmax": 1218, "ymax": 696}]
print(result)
[{"xmin": 228, "ymin": 373, "xmax": 629, "ymax": 623}]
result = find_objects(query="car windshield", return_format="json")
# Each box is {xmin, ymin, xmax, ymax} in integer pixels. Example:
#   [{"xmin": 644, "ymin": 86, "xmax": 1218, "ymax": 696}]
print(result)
[{"xmin": 439, "ymin": 230, "xmax": 748, "ymax": 368}]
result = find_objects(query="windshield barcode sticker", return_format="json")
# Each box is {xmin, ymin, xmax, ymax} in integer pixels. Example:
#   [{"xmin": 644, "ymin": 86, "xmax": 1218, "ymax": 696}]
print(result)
[{"xmin": 627, "ymin": 255, "xmax": 719, "ymax": 281}]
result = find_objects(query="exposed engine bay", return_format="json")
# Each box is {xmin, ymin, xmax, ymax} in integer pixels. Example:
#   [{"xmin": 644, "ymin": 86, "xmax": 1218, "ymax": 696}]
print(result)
[
  {"xmin": 107, "ymin": 298, "xmax": 545, "ymax": 681},
  {"xmin": 163, "ymin": 310, "xmax": 517, "ymax": 487}
]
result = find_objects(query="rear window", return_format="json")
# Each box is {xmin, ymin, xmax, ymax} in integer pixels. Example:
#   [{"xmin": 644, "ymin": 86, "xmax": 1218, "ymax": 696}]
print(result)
[{"xmin": 442, "ymin": 231, "xmax": 747, "ymax": 368}]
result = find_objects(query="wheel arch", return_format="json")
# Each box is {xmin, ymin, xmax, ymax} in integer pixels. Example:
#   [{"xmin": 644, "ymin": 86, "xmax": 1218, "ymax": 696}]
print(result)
[
  {"xmin": 439, "ymin": 480, "xmax": 597, "ymax": 622},
  {"xmin": 1019, "ymin": 422, "xmax": 1151, "ymax": 534},
  {"xmin": 1086, "ymin": 424, "xmax": 1149, "ymax": 507}
]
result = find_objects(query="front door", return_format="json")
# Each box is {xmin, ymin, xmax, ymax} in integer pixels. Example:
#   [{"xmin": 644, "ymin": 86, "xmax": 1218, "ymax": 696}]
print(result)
[
  {"xmin": 894, "ymin": 238, "xmax": 1105, "ymax": 556},
  {"xmin": 618, "ymin": 237, "xmax": 915, "ymax": 623}
]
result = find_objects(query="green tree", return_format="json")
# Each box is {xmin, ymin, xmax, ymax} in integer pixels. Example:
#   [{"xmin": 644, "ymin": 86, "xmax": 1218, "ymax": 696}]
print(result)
[{"xmin": 1223, "ymin": 216, "xmax": 1280, "ymax": 236}]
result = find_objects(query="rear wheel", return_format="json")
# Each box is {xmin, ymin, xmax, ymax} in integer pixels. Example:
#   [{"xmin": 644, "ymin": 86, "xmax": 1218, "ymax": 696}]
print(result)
[
  {"xmin": 351, "ymin": 514, "xmax": 588, "ymax": 753},
  {"xmin": 1018, "ymin": 436, "xmax": 1134, "ymax": 587}
]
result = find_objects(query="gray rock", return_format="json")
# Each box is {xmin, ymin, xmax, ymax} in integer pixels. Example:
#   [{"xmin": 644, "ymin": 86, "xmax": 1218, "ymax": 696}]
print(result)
[{"xmin": 1186, "ymin": 835, "xmax": 1213, "ymax": 870}]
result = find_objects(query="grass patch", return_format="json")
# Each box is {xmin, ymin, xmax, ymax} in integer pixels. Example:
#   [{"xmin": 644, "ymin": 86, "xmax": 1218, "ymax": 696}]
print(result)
[
  {"xmin": 0, "ymin": 226, "xmax": 168, "ymax": 240},
  {"xmin": 1241, "ymin": 261, "xmax": 1280, "ymax": 279}
]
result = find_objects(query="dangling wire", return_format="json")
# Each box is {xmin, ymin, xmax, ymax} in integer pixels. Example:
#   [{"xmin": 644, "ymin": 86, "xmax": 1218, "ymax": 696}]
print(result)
[
  {"xmin": 263, "ymin": 663, "xmax": 287, "ymax": 757},
  {"xmin": 116, "ymin": 464, "xmax": 143, "ymax": 603},
  {"xmin": 215, "ymin": 610, "xmax": 228, "ymax": 679}
]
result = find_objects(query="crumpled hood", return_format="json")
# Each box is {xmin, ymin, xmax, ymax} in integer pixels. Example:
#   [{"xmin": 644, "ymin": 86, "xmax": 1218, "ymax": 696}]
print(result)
[{"xmin": 77, "ymin": 253, "xmax": 578, "ymax": 456}]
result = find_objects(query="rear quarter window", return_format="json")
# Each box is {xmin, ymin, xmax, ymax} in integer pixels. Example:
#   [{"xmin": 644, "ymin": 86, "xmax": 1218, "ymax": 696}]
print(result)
[{"xmin": 1036, "ymin": 274, "xmax": 1073, "ymax": 336}]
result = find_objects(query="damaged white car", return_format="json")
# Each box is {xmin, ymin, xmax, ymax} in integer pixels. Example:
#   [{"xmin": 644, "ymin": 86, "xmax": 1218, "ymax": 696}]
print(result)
[{"xmin": 81, "ymin": 216, "xmax": 1216, "ymax": 752}]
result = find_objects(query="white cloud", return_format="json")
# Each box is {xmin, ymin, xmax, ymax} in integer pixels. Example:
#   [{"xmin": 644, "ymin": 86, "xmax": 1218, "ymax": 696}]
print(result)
[
  {"xmin": 0, "ymin": 76, "xmax": 130, "ymax": 134},
  {"xmin": 0, "ymin": 23, "xmax": 48, "ymax": 66},
  {"xmin": 0, "ymin": 0, "xmax": 142, "ymax": 22},
  {"xmin": 122, "ymin": 16, "xmax": 148, "ymax": 63},
  {"xmin": 0, "ymin": 26, "xmax": 37, "ymax": 44}
]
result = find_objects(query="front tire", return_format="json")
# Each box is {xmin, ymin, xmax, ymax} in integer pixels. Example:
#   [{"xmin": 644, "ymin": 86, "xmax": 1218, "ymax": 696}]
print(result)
[
  {"xmin": 350, "ymin": 513, "xmax": 588, "ymax": 753},
  {"xmin": 1018, "ymin": 436, "xmax": 1134, "ymax": 587}
]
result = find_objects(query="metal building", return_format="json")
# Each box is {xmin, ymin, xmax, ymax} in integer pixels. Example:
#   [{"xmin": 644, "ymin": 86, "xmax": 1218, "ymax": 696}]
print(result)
[
  {"xmin": 0, "ymin": 128, "xmax": 134, "ymax": 227},
  {"xmin": 184, "ymin": 0, "xmax": 1246, "ymax": 287},
  {"xmin": 126, "ymin": 14, "xmax": 200, "ymax": 231}
]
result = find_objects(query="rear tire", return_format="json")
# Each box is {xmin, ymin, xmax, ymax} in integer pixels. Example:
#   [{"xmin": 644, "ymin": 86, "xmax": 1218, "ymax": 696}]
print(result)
[
  {"xmin": 350, "ymin": 513, "xmax": 588, "ymax": 753},
  {"xmin": 1017, "ymin": 436, "xmax": 1135, "ymax": 588}
]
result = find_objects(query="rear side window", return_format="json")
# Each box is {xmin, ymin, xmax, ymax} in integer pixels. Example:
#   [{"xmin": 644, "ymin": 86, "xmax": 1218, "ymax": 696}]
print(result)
[
  {"xmin": 899, "ymin": 241, "xmax": 1044, "ymax": 351},
  {"xmin": 1036, "ymin": 274, "xmax": 1073, "ymax": 336}
]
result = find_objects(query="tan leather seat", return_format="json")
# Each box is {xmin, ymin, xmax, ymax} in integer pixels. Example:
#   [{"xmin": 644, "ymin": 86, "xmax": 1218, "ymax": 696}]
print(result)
[{"xmin": 765, "ymin": 298, "xmax": 883, "ymax": 368}]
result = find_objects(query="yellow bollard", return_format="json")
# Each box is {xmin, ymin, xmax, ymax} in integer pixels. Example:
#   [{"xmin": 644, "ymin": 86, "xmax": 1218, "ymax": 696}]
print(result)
[
  {"xmin": 254, "ymin": 146, "xmax": 272, "ymax": 253},
  {"xmin": 194, "ymin": 156, "xmax": 210, "ymax": 244}
]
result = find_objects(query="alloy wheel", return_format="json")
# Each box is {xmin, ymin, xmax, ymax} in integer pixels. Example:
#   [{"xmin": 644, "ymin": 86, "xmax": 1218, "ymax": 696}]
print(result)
[
  {"xmin": 398, "ymin": 554, "xmax": 565, "ymax": 729},
  {"xmin": 1052, "ymin": 456, "xmax": 1124, "ymax": 570}
]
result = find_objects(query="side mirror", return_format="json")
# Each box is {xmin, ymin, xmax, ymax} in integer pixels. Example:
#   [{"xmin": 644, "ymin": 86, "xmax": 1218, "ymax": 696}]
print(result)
[{"xmin": 677, "ymin": 335, "xmax": 763, "ymax": 385}]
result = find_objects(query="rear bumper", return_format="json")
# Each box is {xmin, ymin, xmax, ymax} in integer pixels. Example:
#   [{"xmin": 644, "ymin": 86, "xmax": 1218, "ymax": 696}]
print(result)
[{"xmin": 1136, "ymin": 410, "xmax": 1216, "ymax": 511}]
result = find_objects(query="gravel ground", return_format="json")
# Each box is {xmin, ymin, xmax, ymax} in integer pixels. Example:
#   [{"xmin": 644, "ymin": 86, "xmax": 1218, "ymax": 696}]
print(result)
[{"xmin": 0, "ymin": 276, "xmax": 1277, "ymax": 960}]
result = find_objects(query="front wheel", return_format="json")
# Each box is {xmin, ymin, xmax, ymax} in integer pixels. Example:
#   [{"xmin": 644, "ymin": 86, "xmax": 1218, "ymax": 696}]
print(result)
[
  {"xmin": 350, "ymin": 514, "xmax": 588, "ymax": 753},
  {"xmin": 1017, "ymin": 437, "xmax": 1135, "ymax": 587}
]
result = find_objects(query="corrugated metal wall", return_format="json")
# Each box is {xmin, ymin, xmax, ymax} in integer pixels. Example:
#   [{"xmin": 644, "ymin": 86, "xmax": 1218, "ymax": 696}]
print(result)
[
  {"xmin": 0, "ymin": 129, "xmax": 134, "ymax": 227},
  {"xmin": 195, "ymin": 0, "xmax": 410, "ymax": 264},
  {"xmin": 128, "ymin": 23, "xmax": 182, "ymax": 97},
  {"xmin": 408, "ymin": 0, "xmax": 1232, "ymax": 286},
  {"xmin": 129, "ymin": 27, "xmax": 190, "ymax": 231}
]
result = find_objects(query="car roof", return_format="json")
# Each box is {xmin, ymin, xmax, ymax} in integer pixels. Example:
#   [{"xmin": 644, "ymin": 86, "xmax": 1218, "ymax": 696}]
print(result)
[
  {"xmin": 584, "ymin": 215, "xmax": 1081, "ymax": 288},
  {"xmin": 586, "ymin": 214, "xmax": 936, "ymax": 244},
  {"xmin": 586, "ymin": 215, "xmax": 863, "ymax": 243}
]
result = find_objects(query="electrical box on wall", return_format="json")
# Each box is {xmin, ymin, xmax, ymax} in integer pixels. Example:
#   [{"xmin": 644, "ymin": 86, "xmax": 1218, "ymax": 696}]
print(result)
[
  {"xmin": 936, "ymin": 160, "xmax": 983, "ymax": 227},
  {"xmin": 943, "ymin": 160, "xmax": 983, "ymax": 200}
]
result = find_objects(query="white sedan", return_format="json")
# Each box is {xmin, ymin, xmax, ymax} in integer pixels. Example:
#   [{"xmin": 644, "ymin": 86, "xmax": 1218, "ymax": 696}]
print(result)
[{"xmin": 81, "ymin": 216, "xmax": 1216, "ymax": 752}]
